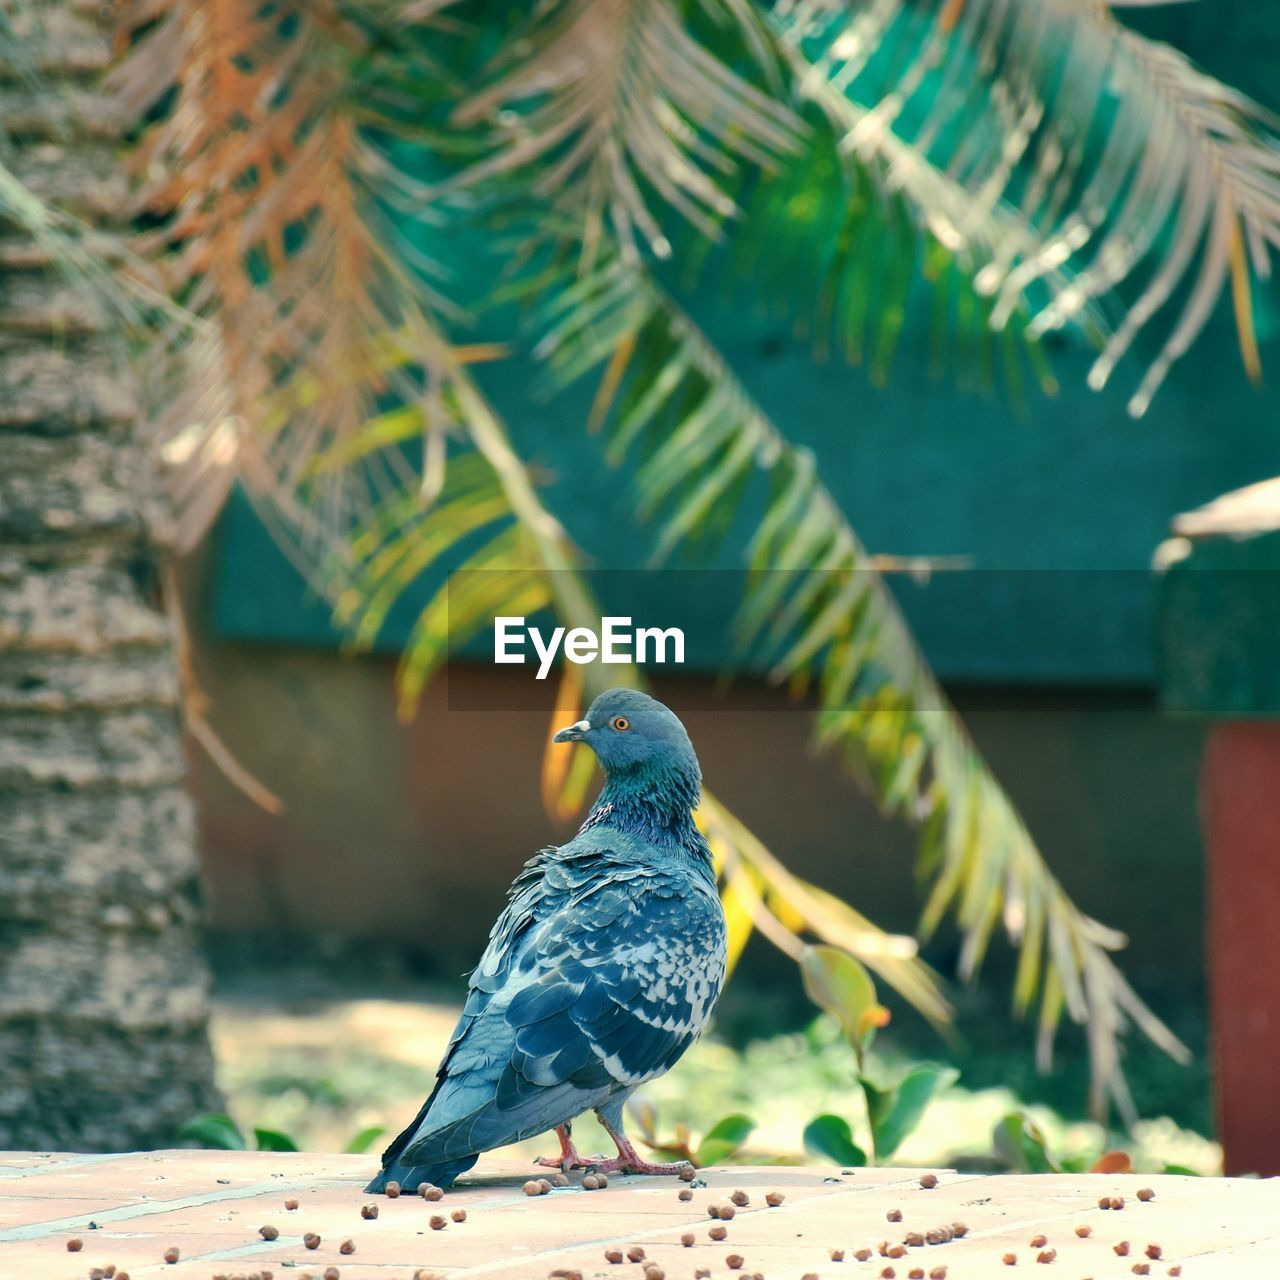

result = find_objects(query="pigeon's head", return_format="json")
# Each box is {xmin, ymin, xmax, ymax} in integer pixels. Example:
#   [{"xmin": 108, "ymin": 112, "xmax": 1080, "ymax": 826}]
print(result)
[{"xmin": 553, "ymin": 689, "xmax": 700, "ymax": 793}]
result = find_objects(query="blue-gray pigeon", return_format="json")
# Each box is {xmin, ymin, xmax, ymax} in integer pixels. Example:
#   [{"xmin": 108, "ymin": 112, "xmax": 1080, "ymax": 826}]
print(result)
[{"xmin": 366, "ymin": 688, "xmax": 727, "ymax": 1193}]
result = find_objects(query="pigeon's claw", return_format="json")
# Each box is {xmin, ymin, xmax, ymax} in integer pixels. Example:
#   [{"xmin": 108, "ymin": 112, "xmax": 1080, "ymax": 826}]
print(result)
[
  {"xmin": 584, "ymin": 1154, "xmax": 693, "ymax": 1176},
  {"xmin": 536, "ymin": 1124, "xmax": 602, "ymax": 1173}
]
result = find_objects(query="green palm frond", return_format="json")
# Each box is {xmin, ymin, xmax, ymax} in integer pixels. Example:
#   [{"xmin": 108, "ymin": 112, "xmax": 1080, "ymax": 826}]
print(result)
[
  {"xmin": 533, "ymin": 255, "xmax": 1188, "ymax": 1119},
  {"xmin": 451, "ymin": 0, "xmax": 803, "ymax": 262},
  {"xmin": 778, "ymin": 0, "xmax": 1280, "ymax": 412}
]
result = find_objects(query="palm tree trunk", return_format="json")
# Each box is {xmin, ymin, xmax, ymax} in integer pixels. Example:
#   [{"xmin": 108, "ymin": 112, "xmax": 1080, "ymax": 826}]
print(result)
[{"xmin": 0, "ymin": 1, "xmax": 221, "ymax": 1150}]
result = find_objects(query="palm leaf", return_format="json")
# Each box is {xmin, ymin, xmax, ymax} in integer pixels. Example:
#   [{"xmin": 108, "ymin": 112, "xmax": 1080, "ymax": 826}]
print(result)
[{"xmin": 533, "ymin": 255, "xmax": 1188, "ymax": 1119}]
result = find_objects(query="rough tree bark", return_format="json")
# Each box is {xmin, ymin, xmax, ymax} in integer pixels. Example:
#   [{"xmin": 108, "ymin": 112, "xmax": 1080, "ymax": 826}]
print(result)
[{"xmin": 0, "ymin": 1, "xmax": 222, "ymax": 1150}]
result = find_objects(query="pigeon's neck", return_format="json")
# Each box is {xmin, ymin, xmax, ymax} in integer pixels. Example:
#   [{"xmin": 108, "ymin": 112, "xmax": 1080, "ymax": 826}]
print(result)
[{"xmin": 587, "ymin": 761, "xmax": 702, "ymax": 846}]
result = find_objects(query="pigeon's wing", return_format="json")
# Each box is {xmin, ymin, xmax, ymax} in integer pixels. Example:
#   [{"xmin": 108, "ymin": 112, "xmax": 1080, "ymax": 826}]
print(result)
[{"xmin": 400, "ymin": 866, "xmax": 726, "ymax": 1165}]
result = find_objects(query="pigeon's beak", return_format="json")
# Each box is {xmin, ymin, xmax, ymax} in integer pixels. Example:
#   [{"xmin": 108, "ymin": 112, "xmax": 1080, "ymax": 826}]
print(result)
[{"xmin": 553, "ymin": 718, "xmax": 591, "ymax": 744}]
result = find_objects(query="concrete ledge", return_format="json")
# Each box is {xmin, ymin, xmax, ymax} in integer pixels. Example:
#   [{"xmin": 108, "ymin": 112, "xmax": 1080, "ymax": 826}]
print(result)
[{"xmin": 2, "ymin": 1149, "xmax": 1277, "ymax": 1278}]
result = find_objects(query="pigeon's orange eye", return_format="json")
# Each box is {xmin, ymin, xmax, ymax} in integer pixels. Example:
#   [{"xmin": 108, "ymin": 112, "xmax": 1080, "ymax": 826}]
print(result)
[{"xmin": 610, "ymin": 715, "xmax": 631, "ymax": 731}]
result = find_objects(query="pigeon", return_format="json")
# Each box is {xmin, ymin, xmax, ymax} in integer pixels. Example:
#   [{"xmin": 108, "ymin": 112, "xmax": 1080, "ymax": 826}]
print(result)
[{"xmin": 366, "ymin": 688, "xmax": 726, "ymax": 1193}]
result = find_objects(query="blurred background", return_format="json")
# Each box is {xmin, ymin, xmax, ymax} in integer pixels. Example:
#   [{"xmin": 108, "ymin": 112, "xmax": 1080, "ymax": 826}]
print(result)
[{"xmin": 3, "ymin": 0, "xmax": 1279, "ymax": 1181}]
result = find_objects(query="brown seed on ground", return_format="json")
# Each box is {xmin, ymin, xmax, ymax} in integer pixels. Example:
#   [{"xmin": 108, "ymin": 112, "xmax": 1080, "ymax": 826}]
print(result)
[
  {"xmin": 881, "ymin": 1270, "xmax": 896, "ymax": 1279},
  {"xmin": 1099, "ymin": 1197, "xmax": 1112, "ymax": 1210},
  {"xmin": 929, "ymin": 1269, "xmax": 948, "ymax": 1280},
  {"xmin": 766, "ymin": 1191, "xmax": 785, "ymax": 1207},
  {"xmin": 90, "ymin": 1268, "xmax": 105, "ymax": 1278},
  {"xmin": 451, "ymin": 1208, "xmax": 467, "ymax": 1223},
  {"xmin": 523, "ymin": 1179, "xmax": 543, "ymax": 1196},
  {"xmin": 1111, "ymin": 1197, "xmax": 1126, "ymax": 1211},
  {"xmin": 415, "ymin": 1272, "xmax": 445, "ymax": 1280},
  {"xmin": 1075, "ymin": 1225, "xmax": 1092, "ymax": 1238},
  {"xmin": 538, "ymin": 1178, "xmax": 553, "ymax": 1194},
  {"xmin": 259, "ymin": 1225, "xmax": 279, "ymax": 1240},
  {"xmin": 324, "ymin": 1269, "xmax": 340, "ymax": 1280},
  {"xmin": 726, "ymin": 1257, "xmax": 744, "ymax": 1271},
  {"xmin": 67, "ymin": 1239, "xmax": 83, "ymax": 1252},
  {"xmin": 385, "ymin": 1181, "xmax": 401, "ymax": 1198},
  {"xmin": 583, "ymin": 1174, "xmax": 601, "ymax": 1190},
  {"xmin": 163, "ymin": 1248, "xmax": 180, "ymax": 1264},
  {"xmin": 925, "ymin": 1226, "xmax": 953, "ymax": 1244},
  {"xmin": 709, "ymin": 1203, "xmax": 722, "ymax": 1218},
  {"xmin": 604, "ymin": 1248, "xmax": 624, "ymax": 1264},
  {"xmin": 679, "ymin": 1188, "xmax": 694, "ymax": 1201},
  {"xmin": 285, "ymin": 1198, "xmax": 300, "ymax": 1210},
  {"xmin": 888, "ymin": 1245, "xmax": 907, "ymax": 1258},
  {"xmin": 731, "ymin": 1189, "xmax": 750, "ymax": 1206},
  {"xmin": 695, "ymin": 1271, "xmax": 711, "ymax": 1280},
  {"xmin": 550, "ymin": 1173, "xmax": 570, "ymax": 1187},
  {"xmin": 1003, "ymin": 1254, "xmax": 1017, "ymax": 1266},
  {"xmin": 116, "ymin": 1273, "xmax": 130, "ymax": 1280},
  {"xmin": 548, "ymin": 1271, "xmax": 583, "ymax": 1280},
  {"xmin": 1114, "ymin": 1242, "xmax": 1131, "ymax": 1256},
  {"xmin": 679, "ymin": 1165, "xmax": 696, "ymax": 1181},
  {"xmin": 720, "ymin": 1203, "xmax": 738, "ymax": 1220},
  {"xmin": 304, "ymin": 1234, "xmax": 320, "ymax": 1250},
  {"xmin": 904, "ymin": 1231, "xmax": 925, "ymax": 1247},
  {"xmin": 1030, "ymin": 1235, "xmax": 1047, "ymax": 1248},
  {"xmin": 340, "ymin": 1238, "xmax": 355, "ymax": 1253},
  {"xmin": 709, "ymin": 1224, "xmax": 728, "ymax": 1241},
  {"xmin": 1137, "ymin": 1188, "xmax": 1155, "ymax": 1203},
  {"xmin": 856, "ymin": 1249, "xmax": 874, "ymax": 1262},
  {"xmin": 951, "ymin": 1223, "xmax": 968, "ymax": 1238},
  {"xmin": 887, "ymin": 1208, "xmax": 903, "ymax": 1222},
  {"xmin": 360, "ymin": 1203, "xmax": 379, "ymax": 1219},
  {"xmin": 803, "ymin": 1275, "xmax": 820, "ymax": 1280},
  {"xmin": 681, "ymin": 1232, "xmax": 695, "ymax": 1247},
  {"xmin": 830, "ymin": 1248, "xmax": 846, "ymax": 1261},
  {"xmin": 429, "ymin": 1214, "xmax": 446, "ymax": 1230},
  {"xmin": 920, "ymin": 1174, "xmax": 939, "ymax": 1189},
  {"xmin": 909, "ymin": 1269, "xmax": 925, "ymax": 1279},
  {"xmin": 1146, "ymin": 1245, "xmax": 1162, "ymax": 1260},
  {"xmin": 1036, "ymin": 1250, "xmax": 1056, "ymax": 1264},
  {"xmin": 644, "ymin": 1267, "xmax": 665, "ymax": 1280},
  {"xmin": 1168, "ymin": 1268, "xmax": 1182, "ymax": 1277},
  {"xmin": 426, "ymin": 1185, "xmax": 445, "ymax": 1201},
  {"xmin": 596, "ymin": 1173, "xmax": 609, "ymax": 1187},
  {"xmin": 627, "ymin": 1246, "xmax": 646, "ymax": 1263},
  {"xmin": 1132, "ymin": 1267, "xmax": 1150, "ymax": 1277}
]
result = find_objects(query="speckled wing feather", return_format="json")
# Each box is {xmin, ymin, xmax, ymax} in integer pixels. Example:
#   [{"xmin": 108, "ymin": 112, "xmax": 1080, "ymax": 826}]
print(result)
[{"xmin": 394, "ymin": 836, "xmax": 726, "ymax": 1167}]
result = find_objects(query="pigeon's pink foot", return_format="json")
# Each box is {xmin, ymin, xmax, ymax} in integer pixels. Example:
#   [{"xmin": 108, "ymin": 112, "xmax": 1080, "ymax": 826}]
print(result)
[
  {"xmin": 590, "ymin": 1113, "xmax": 693, "ymax": 1176},
  {"xmin": 535, "ymin": 1124, "xmax": 609, "ymax": 1173}
]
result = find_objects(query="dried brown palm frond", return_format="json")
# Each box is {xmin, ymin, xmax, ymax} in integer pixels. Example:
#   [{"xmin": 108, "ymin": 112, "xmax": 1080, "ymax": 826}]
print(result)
[
  {"xmin": 114, "ymin": 0, "xmax": 465, "ymax": 561},
  {"xmin": 451, "ymin": 0, "xmax": 804, "ymax": 265},
  {"xmin": 776, "ymin": 0, "xmax": 1280, "ymax": 413}
]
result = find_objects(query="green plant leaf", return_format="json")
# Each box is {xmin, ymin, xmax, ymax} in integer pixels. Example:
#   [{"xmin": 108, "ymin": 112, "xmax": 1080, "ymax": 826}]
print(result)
[
  {"xmin": 992, "ymin": 1111, "xmax": 1062, "ymax": 1174},
  {"xmin": 342, "ymin": 1125, "xmax": 386, "ymax": 1155},
  {"xmin": 253, "ymin": 1128, "xmax": 300, "ymax": 1152},
  {"xmin": 176, "ymin": 1113, "xmax": 247, "ymax": 1151},
  {"xmin": 801, "ymin": 944, "xmax": 889, "ymax": 1059},
  {"xmin": 862, "ymin": 1064, "xmax": 959, "ymax": 1162},
  {"xmin": 695, "ymin": 1114, "xmax": 757, "ymax": 1167},
  {"xmin": 803, "ymin": 1114, "xmax": 868, "ymax": 1167}
]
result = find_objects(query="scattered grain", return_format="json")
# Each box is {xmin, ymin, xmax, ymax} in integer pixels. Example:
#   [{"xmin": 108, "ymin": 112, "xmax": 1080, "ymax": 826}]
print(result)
[
  {"xmin": 1132, "ymin": 1267, "xmax": 1150, "ymax": 1277},
  {"xmin": 679, "ymin": 1188, "xmax": 694, "ymax": 1201},
  {"xmin": 830, "ymin": 1248, "xmax": 846, "ymax": 1261},
  {"xmin": 1075, "ymin": 1225, "xmax": 1092, "ymax": 1238},
  {"xmin": 429, "ymin": 1214, "xmax": 446, "ymax": 1231},
  {"xmin": 360, "ymin": 1203, "xmax": 379, "ymax": 1220},
  {"xmin": 286, "ymin": 1199, "xmax": 300, "ymax": 1210},
  {"xmin": 583, "ymin": 1174, "xmax": 601, "ymax": 1190},
  {"xmin": 385, "ymin": 1182, "xmax": 401, "ymax": 1199},
  {"xmin": 1003, "ymin": 1254, "xmax": 1017, "ymax": 1266},
  {"xmin": 910, "ymin": 1270, "xmax": 925, "ymax": 1279},
  {"xmin": 259, "ymin": 1225, "xmax": 279, "ymax": 1240},
  {"xmin": 766, "ymin": 1191, "xmax": 785, "ymax": 1207},
  {"xmin": 1137, "ymin": 1188, "xmax": 1155, "ymax": 1203},
  {"xmin": 925, "ymin": 1226, "xmax": 952, "ymax": 1245},
  {"xmin": 888, "ymin": 1245, "xmax": 907, "ymax": 1259},
  {"xmin": 340, "ymin": 1238, "xmax": 355, "ymax": 1254},
  {"xmin": 951, "ymin": 1223, "xmax": 968, "ymax": 1238},
  {"xmin": 1030, "ymin": 1235, "xmax": 1047, "ymax": 1248},
  {"xmin": 1036, "ymin": 1249, "xmax": 1056, "ymax": 1264},
  {"xmin": 682, "ymin": 1232, "xmax": 695, "ymax": 1247},
  {"xmin": 709, "ymin": 1225, "xmax": 728, "ymax": 1241},
  {"xmin": 856, "ymin": 1249, "xmax": 874, "ymax": 1262},
  {"xmin": 523, "ymin": 1180, "xmax": 543, "ymax": 1196},
  {"xmin": 163, "ymin": 1248, "xmax": 179, "ymax": 1264},
  {"xmin": 731, "ymin": 1189, "xmax": 750, "ymax": 1206},
  {"xmin": 679, "ymin": 1165, "xmax": 696, "ymax": 1182},
  {"xmin": 920, "ymin": 1174, "xmax": 938, "ymax": 1189},
  {"xmin": 881, "ymin": 1270, "xmax": 896, "ymax": 1279},
  {"xmin": 887, "ymin": 1209, "xmax": 903, "ymax": 1223},
  {"xmin": 1145, "ymin": 1245, "xmax": 1162, "ymax": 1260},
  {"xmin": 1114, "ymin": 1242, "xmax": 1131, "ymax": 1257},
  {"xmin": 627, "ymin": 1246, "xmax": 646, "ymax": 1263},
  {"xmin": 1168, "ymin": 1268, "xmax": 1182, "ymax": 1277},
  {"xmin": 929, "ymin": 1269, "xmax": 947, "ymax": 1280},
  {"xmin": 1111, "ymin": 1197, "xmax": 1126, "ymax": 1211},
  {"xmin": 450, "ymin": 1209, "xmax": 467, "ymax": 1223},
  {"xmin": 304, "ymin": 1234, "xmax": 320, "ymax": 1250},
  {"xmin": 67, "ymin": 1239, "xmax": 83, "ymax": 1252},
  {"xmin": 604, "ymin": 1247, "xmax": 624, "ymax": 1263},
  {"xmin": 726, "ymin": 1257, "xmax": 744, "ymax": 1271},
  {"xmin": 904, "ymin": 1232, "xmax": 925, "ymax": 1247},
  {"xmin": 323, "ymin": 1269, "xmax": 340, "ymax": 1280}
]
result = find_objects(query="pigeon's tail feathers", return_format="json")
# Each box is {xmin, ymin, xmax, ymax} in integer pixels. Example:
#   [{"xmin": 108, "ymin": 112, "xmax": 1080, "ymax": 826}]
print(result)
[{"xmin": 364, "ymin": 1153, "xmax": 476, "ymax": 1195}]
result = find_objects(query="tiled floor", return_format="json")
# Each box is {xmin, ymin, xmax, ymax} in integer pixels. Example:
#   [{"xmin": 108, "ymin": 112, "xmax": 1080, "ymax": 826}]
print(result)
[{"xmin": 2, "ymin": 1149, "xmax": 1277, "ymax": 1279}]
